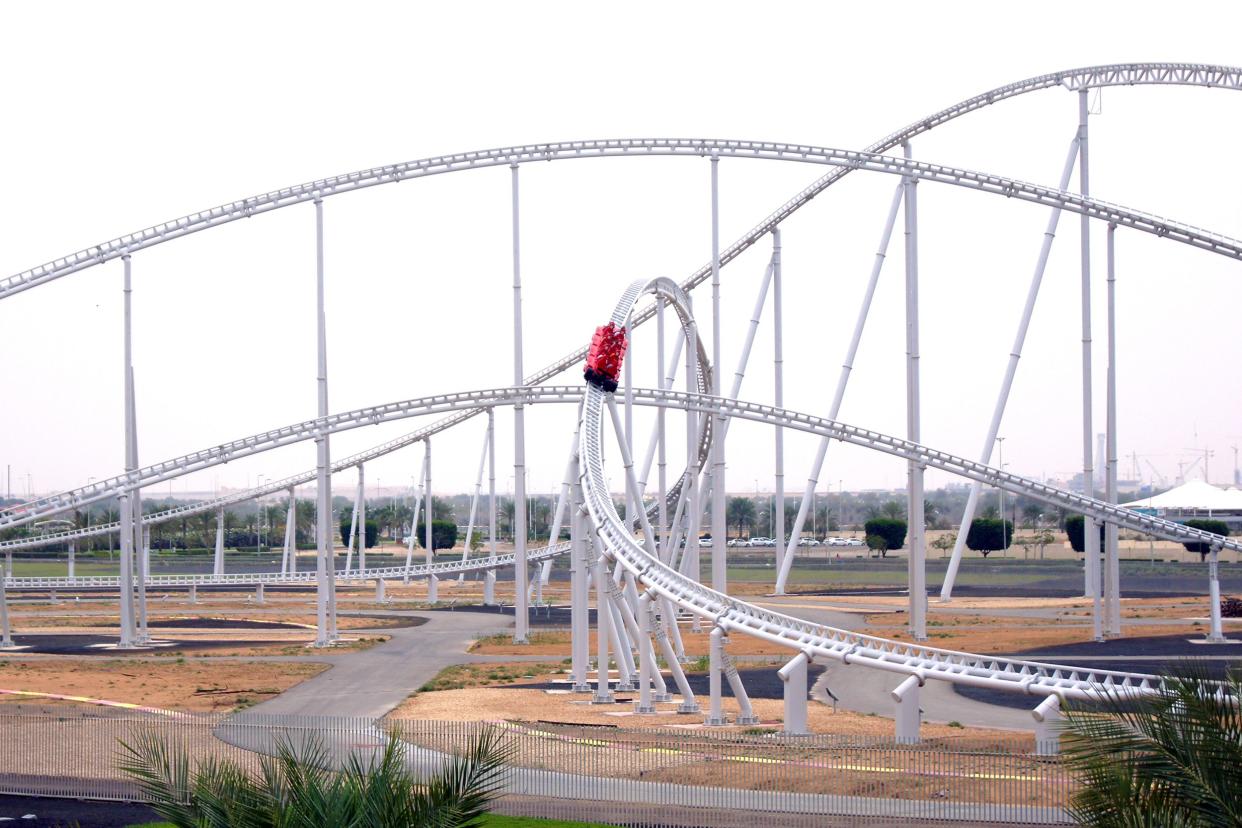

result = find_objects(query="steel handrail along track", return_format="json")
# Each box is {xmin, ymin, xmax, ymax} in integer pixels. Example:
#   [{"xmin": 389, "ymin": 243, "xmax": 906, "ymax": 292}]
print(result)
[{"xmin": 579, "ymin": 283, "xmax": 1190, "ymax": 705}]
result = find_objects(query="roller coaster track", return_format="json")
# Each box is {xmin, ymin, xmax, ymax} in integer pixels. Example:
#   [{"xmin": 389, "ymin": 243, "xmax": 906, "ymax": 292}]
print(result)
[
  {"xmin": 4, "ymin": 63, "xmax": 1240, "ymax": 709},
  {"xmin": 6, "ymin": 62, "xmax": 1240, "ymax": 557}
]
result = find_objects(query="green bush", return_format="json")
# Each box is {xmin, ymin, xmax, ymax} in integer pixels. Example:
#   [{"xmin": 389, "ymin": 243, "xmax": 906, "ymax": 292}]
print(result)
[
  {"xmin": 965, "ymin": 518, "xmax": 1014, "ymax": 557},
  {"xmin": 1182, "ymin": 518, "xmax": 1231, "ymax": 560},
  {"xmin": 863, "ymin": 518, "xmax": 906, "ymax": 551},
  {"xmin": 416, "ymin": 519, "xmax": 459, "ymax": 551},
  {"xmin": 338, "ymin": 518, "xmax": 378, "ymax": 549},
  {"xmin": 864, "ymin": 534, "xmax": 889, "ymax": 557},
  {"xmin": 1064, "ymin": 515, "xmax": 1105, "ymax": 553}
]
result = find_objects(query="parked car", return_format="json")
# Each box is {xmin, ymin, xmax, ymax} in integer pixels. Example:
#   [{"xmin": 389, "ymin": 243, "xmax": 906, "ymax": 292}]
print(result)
[
  {"xmin": 797, "ymin": 537, "xmax": 819, "ymax": 547},
  {"xmin": 844, "ymin": 538, "xmax": 865, "ymax": 547},
  {"xmin": 727, "ymin": 538, "xmax": 752, "ymax": 548},
  {"xmin": 698, "ymin": 537, "xmax": 713, "ymax": 548}
]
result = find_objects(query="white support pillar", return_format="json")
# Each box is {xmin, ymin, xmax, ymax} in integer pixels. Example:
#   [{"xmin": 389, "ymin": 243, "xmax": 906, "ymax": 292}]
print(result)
[
  {"xmin": 425, "ymin": 440, "xmax": 437, "ymax": 604},
  {"xmin": 570, "ymin": 461, "xmax": 591, "ymax": 692},
  {"xmin": 357, "ymin": 464, "xmax": 367, "ymax": 573},
  {"xmin": 0, "ymin": 556, "xmax": 13, "ymax": 649},
  {"xmin": 375, "ymin": 576, "xmax": 388, "ymax": 604},
  {"xmin": 117, "ymin": 253, "xmax": 137, "ymax": 649},
  {"xmin": 773, "ymin": 228, "xmax": 786, "ymax": 574},
  {"xmin": 188, "ymin": 583, "xmax": 197, "ymax": 605},
  {"xmin": 940, "ymin": 137, "xmax": 1081, "ymax": 601},
  {"xmin": 137, "ymin": 526, "xmax": 149, "ymax": 644},
  {"xmin": 67, "ymin": 541, "xmax": 75, "ymax": 580},
  {"xmin": 404, "ymin": 447, "xmax": 426, "ymax": 584},
  {"xmin": 313, "ymin": 196, "xmax": 336, "ymax": 647},
  {"xmin": 779, "ymin": 652, "xmax": 809, "ymax": 735},
  {"xmin": 592, "ymin": 555, "xmax": 614, "ymax": 704},
  {"xmin": 655, "ymin": 599, "xmax": 699, "ymax": 712},
  {"xmin": 458, "ymin": 428, "xmax": 491, "ymax": 581},
  {"xmin": 1079, "ymin": 90, "xmax": 1103, "ymax": 642},
  {"xmin": 1104, "ymin": 222, "xmax": 1122, "ymax": 637},
  {"xmin": 282, "ymin": 487, "xmax": 297, "ymax": 575},
  {"xmin": 213, "ymin": 508, "xmax": 225, "ymax": 577},
  {"xmin": 255, "ymin": 581, "xmax": 265, "ymax": 605},
  {"xmin": 892, "ymin": 675, "xmax": 922, "ymax": 744},
  {"xmin": 656, "ymin": 298, "xmax": 668, "ymax": 547},
  {"xmin": 1033, "ymin": 695, "xmax": 1063, "ymax": 755},
  {"xmin": 1208, "ymin": 543, "xmax": 1226, "ymax": 642},
  {"xmin": 903, "ymin": 142, "xmax": 927, "ymax": 642},
  {"xmin": 776, "ymin": 181, "xmax": 904, "ymax": 595},
  {"xmin": 635, "ymin": 591, "xmax": 656, "ymax": 713},
  {"xmin": 709, "ymin": 155, "xmax": 727, "ymax": 597},
  {"xmin": 705, "ymin": 624, "xmax": 728, "ymax": 726},
  {"xmin": 721, "ymin": 645, "xmax": 759, "ymax": 725},
  {"xmin": 486, "ymin": 409, "xmax": 498, "ymax": 605},
  {"xmin": 511, "ymin": 163, "xmax": 530, "ymax": 644}
]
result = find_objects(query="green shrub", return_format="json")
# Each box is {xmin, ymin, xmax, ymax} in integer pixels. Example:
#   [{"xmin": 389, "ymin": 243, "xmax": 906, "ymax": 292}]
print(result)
[
  {"xmin": 1064, "ymin": 515, "xmax": 1105, "ymax": 553},
  {"xmin": 965, "ymin": 518, "xmax": 1014, "ymax": 557},
  {"xmin": 1182, "ymin": 518, "xmax": 1231, "ymax": 560},
  {"xmin": 863, "ymin": 518, "xmax": 907, "ymax": 551}
]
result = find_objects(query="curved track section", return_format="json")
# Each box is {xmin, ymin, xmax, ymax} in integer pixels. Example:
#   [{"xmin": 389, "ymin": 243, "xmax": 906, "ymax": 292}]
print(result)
[
  {"xmin": 579, "ymin": 282, "xmax": 1189, "ymax": 705},
  {"xmin": 8, "ymin": 62, "xmax": 1241, "ymax": 557},
  {"xmin": 4, "ymin": 62, "xmax": 1240, "ymax": 302}
]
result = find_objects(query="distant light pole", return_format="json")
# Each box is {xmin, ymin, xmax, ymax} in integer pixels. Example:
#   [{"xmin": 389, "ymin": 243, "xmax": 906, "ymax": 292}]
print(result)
[{"xmin": 996, "ymin": 438, "xmax": 1007, "ymax": 554}]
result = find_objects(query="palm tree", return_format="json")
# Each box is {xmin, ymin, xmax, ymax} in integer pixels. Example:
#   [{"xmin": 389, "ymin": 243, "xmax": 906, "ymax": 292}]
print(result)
[
  {"xmin": 1062, "ymin": 666, "xmax": 1242, "ymax": 826},
  {"xmin": 119, "ymin": 727, "xmax": 511, "ymax": 828}
]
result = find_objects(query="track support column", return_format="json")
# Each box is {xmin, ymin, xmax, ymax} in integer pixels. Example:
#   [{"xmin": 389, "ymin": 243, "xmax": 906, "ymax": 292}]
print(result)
[
  {"xmin": 709, "ymin": 155, "xmax": 727, "ymax": 596},
  {"xmin": 635, "ymin": 592, "xmax": 656, "ymax": 713},
  {"xmin": 425, "ymin": 440, "xmax": 437, "ymax": 604},
  {"xmin": 188, "ymin": 583, "xmax": 197, "ymax": 605},
  {"xmin": 282, "ymin": 487, "xmax": 297, "ymax": 575},
  {"xmin": 511, "ymin": 162, "xmax": 529, "ymax": 644},
  {"xmin": 0, "ymin": 556, "xmax": 12, "ymax": 649},
  {"xmin": 485, "ymin": 409, "xmax": 498, "ymax": 606},
  {"xmin": 592, "ymin": 555, "xmax": 614, "ymax": 704},
  {"xmin": 1033, "ymin": 695, "xmax": 1062, "ymax": 755},
  {"xmin": 903, "ymin": 142, "xmax": 927, "ymax": 642},
  {"xmin": 214, "ymin": 508, "xmax": 225, "ymax": 577},
  {"xmin": 892, "ymin": 675, "xmax": 922, "ymax": 744},
  {"xmin": 117, "ymin": 253, "xmax": 137, "ymax": 649},
  {"xmin": 1104, "ymin": 222, "xmax": 1122, "ymax": 637},
  {"xmin": 705, "ymin": 625, "xmax": 727, "ymax": 726},
  {"xmin": 1208, "ymin": 542, "xmax": 1226, "ymax": 642},
  {"xmin": 312, "ymin": 196, "xmax": 337, "ymax": 647},
  {"xmin": 67, "ymin": 541, "xmax": 75, "ymax": 579},
  {"xmin": 255, "ymin": 582, "xmax": 265, "ymax": 605},
  {"xmin": 779, "ymin": 652, "xmax": 809, "ymax": 735},
  {"xmin": 1078, "ymin": 89, "xmax": 1103, "ymax": 642},
  {"xmin": 773, "ymin": 228, "xmax": 785, "ymax": 575}
]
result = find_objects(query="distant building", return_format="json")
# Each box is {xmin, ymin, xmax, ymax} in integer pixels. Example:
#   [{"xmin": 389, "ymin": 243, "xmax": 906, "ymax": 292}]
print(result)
[{"xmin": 1121, "ymin": 479, "xmax": 1242, "ymax": 533}]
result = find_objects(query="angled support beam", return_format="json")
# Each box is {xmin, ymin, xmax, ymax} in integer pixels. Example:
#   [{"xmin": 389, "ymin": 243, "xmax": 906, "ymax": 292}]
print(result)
[
  {"xmin": 773, "ymin": 229, "xmax": 785, "ymax": 574},
  {"xmin": 941, "ymin": 136, "xmax": 1081, "ymax": 601},
  {"xmin": 282, "ymin": 487, "xmax": 297, "ymax": 575},
  {"xmin": 776, "ymin": 180, "xmax": 904, "ymax": 594},
  {"xmin": 458, "ymin": 426, "xmax": 491, "ymax": 581},
  {"xmin": 705, "ymin": 624, "xmax": 728, "ymax": 726}
]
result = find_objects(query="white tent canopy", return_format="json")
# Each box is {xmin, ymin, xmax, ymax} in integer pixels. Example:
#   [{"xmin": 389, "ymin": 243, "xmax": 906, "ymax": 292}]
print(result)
[{"xmin": 1122, "ymin": 479, "xmax": 1242, "ymax": 512}]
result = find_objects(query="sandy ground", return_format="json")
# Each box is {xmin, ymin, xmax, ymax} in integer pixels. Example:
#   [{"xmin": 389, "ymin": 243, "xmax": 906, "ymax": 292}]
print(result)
[
  {"xmin": 0, "ymin": 659, "xmax": 327, "ymax": 713},
  {"xmin": 390, "ymin": 681, "xmax": 1015, "ymax": 742},
  {"xmin": 471, "ymin": 629, "xmax": 791, "ymax": 658}
]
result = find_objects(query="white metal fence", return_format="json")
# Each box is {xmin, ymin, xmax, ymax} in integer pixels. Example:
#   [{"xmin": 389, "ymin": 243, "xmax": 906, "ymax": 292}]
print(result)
[{"xmin": 0, "ymin": 705, "xmax": 1073, "ymax": 826}]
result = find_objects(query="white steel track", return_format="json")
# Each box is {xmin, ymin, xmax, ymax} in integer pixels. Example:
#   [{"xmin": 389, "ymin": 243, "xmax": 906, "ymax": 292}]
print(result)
[{"xmin": 4, "ymin": 63, "xmax": 1240, "ymax": 302}]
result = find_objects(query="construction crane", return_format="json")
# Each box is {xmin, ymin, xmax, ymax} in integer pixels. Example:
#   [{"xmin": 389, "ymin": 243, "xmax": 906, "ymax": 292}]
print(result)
[{"xmin": 1181, "ymin": 447, "xmax": 1215, "ymax": 484}]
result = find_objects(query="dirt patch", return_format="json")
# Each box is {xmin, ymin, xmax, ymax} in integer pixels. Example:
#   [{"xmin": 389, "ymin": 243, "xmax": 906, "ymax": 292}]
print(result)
[
  {"xmin": 388, "ymin": 685, "xmax": 1013, "ymax": 741},
  {"xmin": 0, "ymin": 658, "xmax": 327, "ymax": 713}
]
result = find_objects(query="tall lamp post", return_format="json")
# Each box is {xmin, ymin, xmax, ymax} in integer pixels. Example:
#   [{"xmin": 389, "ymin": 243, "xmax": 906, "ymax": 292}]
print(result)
[{"xmin": 995, "ymin": 438, "xmax": 1006, "ymax": 554}]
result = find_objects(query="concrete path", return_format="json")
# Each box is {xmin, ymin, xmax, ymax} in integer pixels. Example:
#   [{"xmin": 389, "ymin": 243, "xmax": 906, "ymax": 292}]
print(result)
[{"xmin": 250, "ymin": 608, "xmax": 515, "ymax": 718}]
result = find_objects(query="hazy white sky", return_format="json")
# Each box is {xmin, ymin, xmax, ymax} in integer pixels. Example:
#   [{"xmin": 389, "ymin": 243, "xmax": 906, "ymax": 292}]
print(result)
[{"xmin": 1, "ymin": 0, "xmax": 1240, "ymax": 502}]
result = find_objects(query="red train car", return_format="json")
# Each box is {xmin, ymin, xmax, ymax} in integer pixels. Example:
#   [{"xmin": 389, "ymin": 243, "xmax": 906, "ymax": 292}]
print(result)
[{"xmin": 584, "ymin": 322, "xmax": 628, "ymax": 393}]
